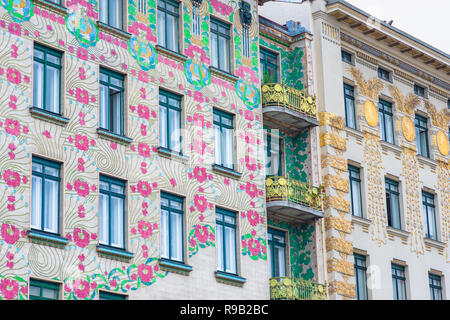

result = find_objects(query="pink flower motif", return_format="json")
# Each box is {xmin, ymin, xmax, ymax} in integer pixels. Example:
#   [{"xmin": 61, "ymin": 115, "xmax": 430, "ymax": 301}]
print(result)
[
  {"xmin": 6, "ymin": 68, "xmax": 21, "ymax": 85},
  {"xmin": 78, "ymin": 254, "xmax": 85, "ymax": 262},
  {"xmin": 170, "ymin": 178, "xmax": 176, "ymax": 187},
  {"xmin": 74, "ymin": 179, "xmax": 90, "ymax": 197},
  {"xmin": 73, "ymin": 279, "xmax": 90, "ymax": 299},
  {"xmin": 0, "ymin": 279, "xmax": 19, "ymax": 300},
  {"xmin": 194, "ymin": 195, "xmax": 208, "ymax": 213},
  {"xmin": 140, "ymin": 123, "xmax": 147, "ymax": 136},
  {"xmin": 73, "ymin": 228, "xmax": 90, "ymax": 248},
  {"xmin": 74, "ymin": 134, "xmax": 89, "ymax": 151},
  {"xmin": 137, "ymin": 104, "xmax": 150, "ymax": 119},
  {"xmin": 8, "ymin": 143, "xmax": 16, "ymax": 151},
  {"xmin": 42, "ymin": 130, "xmax": 51, "ymax": 139},
  {"xmin": 247, "ymin": 238, "xmax": 262, "ymax": 256},
  {"xmin": 8, "ymin": 22, "xmax": 21, "ymax": 36},
  {"xmin": 193, "ymin": 166, "xmax": 207, "ymax": 183},
  {"xmin": 189, "ymin": 238, "xmax": 196, "ymax": 247},
  {"xmin": 78, "ymin": 205, "xmax": 86, "ymax": 218},
  {"xmin": 8, "ymin": 152, "xmax": 15, "ymax": 160},
  {"xmin": 110, "ymin": 142, "xmax": 117, "ymax": 150},
  {"xmin": 184, "ymin": 45, "xmax": 209, "ymax": 64},
  {"xmin": 109, "ymin": 279, "xmax": 117, "ymax": 288},
  {"xmin": 195, "ymin": 225, "xmax": 209, "ymax": 243},
  {"xmin": 246, "ymin": 210, "xmax": 260, "ymax": 227},
  {"xmin": 3, "ymin": 170, "xmax": 21, "ymax": 188},
  {"xmin": 138, "ymin": 71, "xmax": 148, "ymax": 83},
  {"xmin": 137, "ymin": 181, "xmax": 152, "ymax": 198},
  {"xmin": 138, "ymin": 264, "xmax": 153, "ymax": 283},
  {"xmin": 193, "ymin": 139, "xmax": 206, "ymax": 155},
  {"xmin": 75, "ymin": 88, "xmax": 89, "ymax": 104},
  {"xmin": 193, "ymin": 91, "xmax": 203, "ymax": 103},
  {"xmin": 6, "ymin": 252, "xmax": 14, "ymax": 260},
  {"xmin": 78, "ymin": 264, "xmax": 85, "ymax": 272},
  {"xmin": 76, "ymin": 47, "xmax": 88, "ymax": 60},
  {"xmin": 137, "ymin": 220, "xmax": 153, "ymax": 239},
  {"xmin": 193, "ymin": 113, "xmax": 205, "ymax": 127},
  {"xmin": 138, "ymin": 142, "xmax": 151, "ymax": 158},
  {"xmin": 1, "ymin": 223, "xmax": 20, "ymax": 245},
  {"xmin": 224, "ymin": 178, "xmax": 230, "ymax": 186},
  {"xmin": 7, "ymin": 204, "xmax": 15, "ymax": 211},
  {"xmin": 5, "ymin": 118, "xmax": 21, "ymax": 136},
  {"xmin": 245, "ymin": 182, "xmax": 259, "ymax": 199},
  {"xmin": 245, "ymin": 156, "xmax": 256, "ymax": 171}
]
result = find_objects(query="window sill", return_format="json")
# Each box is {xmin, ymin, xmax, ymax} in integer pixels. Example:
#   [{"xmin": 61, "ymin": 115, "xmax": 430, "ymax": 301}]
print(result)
[
  {"xmin": 158, "ymin": 258, "xmax": 192, "ymax": 276},
  {"xmin": 380, "ymin": 140, "xmax": 402, "ymax": 157},
  {"xmin": 96, "ymin": 128, "xmax": 133, "ymax": 146},
  {"xmin": 351, "ymin": 215, "xmax": 371, "ymax": 228},
  {"xmin": 157, "ymin": 147, "xmax": 189, "ymax": 163},
  {"xmin": 209, "ymin": 66, "xmax": 238, "ymax": 83},
  {"xmin": 155, "ymin": 45, "xmax": 188, "ymax": 63},
  {"xmin": 96, "ymin": 21, "xmax": 131, "ymax": 42},
  {"xmin": 346, "ymin": 127, "xmax": 364, "ymax": 143},
  {"xmin": 215, "ymin": 271, "xmax": 246, "ymax": 288},
  {"xmin": 34, "ymin": 0, "xmax": 68, "ymax": 16},
  {"xmin": 27, "ymin": 229, "xmax": 69, "ymax": 249},
  {"xmin": 96, "ymin": 244, "xmax": 134, "ymax": 262},
  {"xmin": 417, "ymin": 154, "xmax": 437, "ymax": 170},
  {"xmin": 424, "ymin": 237, "xmax": 446, "ymax": 250},
  {"xmin": 29, "ymin": 107, "xmax": 70, "ymax": 127},
  {"xmin": 212, "ymin": 164, "xmax": 242, "ymax": 180},
  {"xmin": 386, "ymin": 226, "xmax": 410, "ymax": 240}
]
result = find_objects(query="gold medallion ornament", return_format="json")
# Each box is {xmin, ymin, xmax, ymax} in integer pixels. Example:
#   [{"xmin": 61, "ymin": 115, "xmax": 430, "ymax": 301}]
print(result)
[
  {"xmin": 364, "ymin": 100, "xmax": 378, "ymax": 127},
  {"xmin": 401, "ymin": 116, "xmax": 415, "ymax": 142},
  {"xmin": 436, "ymin": 130, "xmax": 449, "ymax": 156}
]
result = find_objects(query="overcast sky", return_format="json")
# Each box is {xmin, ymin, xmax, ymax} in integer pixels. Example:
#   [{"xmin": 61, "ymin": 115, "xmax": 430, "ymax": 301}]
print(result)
[{"xmin": 344, "ymin": 0, "xmax": 450, "ymax": 54}]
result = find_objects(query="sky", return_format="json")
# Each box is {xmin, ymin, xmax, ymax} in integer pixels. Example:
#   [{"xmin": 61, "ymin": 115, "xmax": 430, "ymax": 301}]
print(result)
[{"xmin": 344, "ymin": 0, "xmax": 450, "ymax": 54}]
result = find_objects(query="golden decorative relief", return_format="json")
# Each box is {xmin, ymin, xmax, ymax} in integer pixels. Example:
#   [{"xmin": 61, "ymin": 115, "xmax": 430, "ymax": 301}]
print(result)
[
  {"xmin": 389, "ymin": 85, "xmax": 420, "ymax": 116},
  {"xmin": 325, "ymin": 217, "xmax": 352, "ymax": 234},
  {"xmin": 364, "ymin": 100, "xmax": 378, "ymax": 127},
  {"xmin": 320, "ymin": 132, "xmax": 347, "ymax": 151},
  {"xmin": 424, "ymin": 100, "xmax": 450, "ymax": 130},
  {"xmin": 349, "ymin": 67, "xmax": 384, "ymax": 100},
  {"xmin": 318, "ymin": 112, "xmax": 346, "ymax": 130},
  {"xmin": 321, "ymin": 154, "xmax": 348, "ymax": 172},
  {"xmin": 323, "ymin": 174, "xmax": 349, "ymax": 192},
  {"xmin": 437, "ymin": 131, "xmax": 449, "ymax": 156},
  {"xmin": 402, "ymin": 116, "xmax": 415, "ymax": 142},
  {"xmin": 328, "ymin": 280, "xmax": 356, "ymax": 299},
  {"xmin": 326, "ymin": 237, "xmax": 353, "ymax": 255},
  {"xmin": 324, "ymin": 195, "xmax": 350, "ymax": 213},
  {"xmin": 327, "ymin": 258, "xmax": 354, "ymax": 276}
]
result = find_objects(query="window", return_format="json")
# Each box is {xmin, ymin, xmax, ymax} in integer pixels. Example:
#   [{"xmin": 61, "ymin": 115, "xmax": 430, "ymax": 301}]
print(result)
[
  {"xmin": 160, "ymin": 192, "xmax": 184, "ymax": 262},
  {"xmin": 99, "ymin": 175, "xmax": 126, "ymax": 249},
  {"xmin": 138, "ymin": 0, "xmax": 147, "ymax": 14},
  {"xmin": 348, "ymin": 165, "xmax": 363, "ymax": 217},
  {"xmin": 29, "ymin": 279, "xmax": 60, "ymax": 300},
  {"xmin": 99, "ymin": 291, "xmax": 127, "ymax": 300},
  {"xmin": 378, "ymin": 67, "xmax": 391, "ymax": 81},
  {"xmin": 216, "ymin": 208, "xmax": 237, "ymax": 274},
  {"xmin": 159, "ymin": 89, "xmax": 182, "ymax": 153},
  {"xmin": 392, "ymin": 264, "xmax": 407, "ymax": 300},
  {"xmin": 33, "ymin": 44, "xmax": 62, "ymax": 114},
  {"xmin": 414, "ymin": 84, "xmax": 426, "ymax": 97},
  {"xmin": 415, "ymin": 114, "xmax": 429, "ymax": 158},
  {"xmin": 344, "ymin": 84, "xmax": 356, "ymax": 129},
  {"xmin": 379, "ymin": 99, "xmax": 394, "ymax": 144},
  {"xmin": 268, "ymin": 228, "xmax": 286, "ymax": 278},
  {"xmin": 99, "ymin": 68, "xmax": 125, "ymax": 136},
  {"xmin": 260, "ymin": 47, "xmax": 278, "ymax": 83},
  {"xmin": 429, "ymin": 274, "xmax": 443, "ymax": 300},
  {"xmin": 157, "ymin": 0, "xmax": 180, "ymax": 52},
  {"xmin": 341, "ymin": 50, "xmax": 352, "ymax": 64},
  {"xmin": 385, "ymin": 178, "xmax": 401, "ymax": 229},
  {"xmin": 354, "ymin": 254, "xmax": 368, "ymax": 300},
  {"xmin": 99, "ymin": 0, "xmax": 123, "ymax": 30},
  {"xmin": 210, "ymin": 18, "xmax": 231, "ymax": 73},
  {"xmin": 422, "ymin": 191, "xmax": 437, "ymax": 240},
  {"xmin": 47, "ymin": 0, "xmax": 62, "ymax": 5},
  {"xmin": 31, "ymin": 157, "xmax": 61, "ymax": 235},
  {"xmin": 214, "ymin": 109, "xmax": 234, "ymax": 170},
  {"xmin": 264, "ymin": 133, "xmax": 282, "ymax": 176}
]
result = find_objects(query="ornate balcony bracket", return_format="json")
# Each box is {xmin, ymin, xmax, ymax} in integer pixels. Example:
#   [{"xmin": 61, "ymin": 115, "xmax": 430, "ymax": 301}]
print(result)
[{"xmin": 270, "ymin": 277, "xmax": 327, "ymax": 300}]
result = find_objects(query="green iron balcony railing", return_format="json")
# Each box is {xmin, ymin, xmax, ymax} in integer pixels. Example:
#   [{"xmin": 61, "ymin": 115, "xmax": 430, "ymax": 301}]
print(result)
[
  {"xmin": 270, "ymin": 277, "xmax": 327, "ymax": 300},
  {"xmin": 261, "ymin": 83, "xmax": 318, "ymax": 119},
  {"xmin": 265, "ymin": 176, "xmax": 324, "ymax": 211}
]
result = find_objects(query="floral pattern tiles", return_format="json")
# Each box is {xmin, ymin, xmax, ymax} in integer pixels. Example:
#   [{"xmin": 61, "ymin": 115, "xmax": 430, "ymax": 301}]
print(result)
[{"xmin": 0, "ymin": 0, "xmax": 267, "ymax": 300}]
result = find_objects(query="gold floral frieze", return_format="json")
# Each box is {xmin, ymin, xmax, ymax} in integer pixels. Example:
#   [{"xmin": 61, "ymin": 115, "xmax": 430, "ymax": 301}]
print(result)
[
  {"xmin": 326, "ymin": 237, "xmax": 353, "ymax": 255},
  {"xmin": 327, "ymin": 258, "xmax": 354, "ymax": 276},
  {"xmin": 318, "ymin": 112, "xmax": 346, "ymax": 130},
  {"xmin": 325, "ymin": 217, "xmax": 352, "ymax": 234},
  {"xmin": 320, "ymin": 132, "xmax": 347, "ymax": 151},
  {"xmin": 389, "ymin": 85, "xmax": 420, "ymax": 116}
]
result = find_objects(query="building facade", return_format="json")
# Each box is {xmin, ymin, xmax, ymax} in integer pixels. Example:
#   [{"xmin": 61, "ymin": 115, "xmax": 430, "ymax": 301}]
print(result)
[{"xmin": 260, "ymin": 0, "xmax": 449, "ymax": 300}]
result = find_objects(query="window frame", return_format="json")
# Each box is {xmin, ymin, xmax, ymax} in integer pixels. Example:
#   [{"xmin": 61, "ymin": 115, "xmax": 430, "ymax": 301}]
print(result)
[
  {"xmin": 216, "ymin": 207, "xmax": 238, "ymax": 275},
  {"xmin": 378, "ymin": 67, "xmax": 391, "ymax": 82},
  {"xmin": 157, "ymin": 0, "xmax": 181, "ymax": 53},
  {"xmin": 213, "ymin": 108, "xmax": 235, "ymax": 170},
  {"xmin": 267, "ymin": 227, "xmax": 287, "ymax": 278},
  {"xmin": 392, "ymin": 263, "xmax": 407, "ymax": 300},
  {"xmin": 33, "ymin": 43, "xmax": 63, "ymax": 114},
  {"xmin": 159, "ymin": 89, "xmax": 183, "ymax": 154},
  {"xmin": 344, "ymin": 83, "xmax": 356, "ymax": 129},
  {"xmin": 99, "ymin": 0, "xmax": 124, "ymax": 30},
  {"xmin": 99, "ymin": 174, "xmax": 127, "ymax": 249},
  {"xmin": 160, "ymin": 192, "xmax": 185, "ymax": 263},
  {"xmin": 422, "ymin": 191, "xmax": 437, "ymax": 241},
  {"xmin": 341, "ymin": 50, "xmax": 353, "ymax": 64},
  {"xmin": 29, "ymin": 279, "xmax": 60, "ymax": 300},
  {"xmin": 429, "ymin": 273, "xmax": 443, "ymax": 300},
  {"xmin": 99, "ymin": 67, "xmax": 125, "ymax": 136},
  {"xmin": 385, "ymin": 178, "xmax": 401, "ymax": 230},
  {"xmin": 414, "ymin": 84, "xmax": 426, "ymax": 98},
  {"xmin": 264, "ymin": 132, "xmax": 283, "ymax": 177},
  {"xmin": 99, "ymin": 290, "xmax": 127, "ymax": 300},
  {"xmin": 415, "ymin": 114, "xmax": 430, "ymax": 158},
  {"xmin": 31, "ymin": 156, "xmax": 62, "ymax": 236},
  {"xmin": 378, "ymin": 98, "xmax": 394, "ymax": 144},
  {"xmin": 348, "ymin": 165, "xmax": 363, "ymax": 218},
  {"xmin": 210, "ymin": 17, "xmax": 231, "ymax": 73},
  {"xmin": 354, "ymin": 254, "xmax": 368, "ymax": 300},
  {"xmin": 260, "ymin": 47, "xmax": 279, "ymax": 84}
]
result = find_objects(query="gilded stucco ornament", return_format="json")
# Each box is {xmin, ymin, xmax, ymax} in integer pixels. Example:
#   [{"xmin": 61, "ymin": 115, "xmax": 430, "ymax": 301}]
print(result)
[
  {"xmin": 364, "ymin": 100, "xmax": 378, "ymax": 127},
  {"xmin": 437, "ymin": 130, "xmax": 449, "ymax": 156},
  {"xmin": 401, "ymin": 116, "xmax": 415, "ymax": 142}
]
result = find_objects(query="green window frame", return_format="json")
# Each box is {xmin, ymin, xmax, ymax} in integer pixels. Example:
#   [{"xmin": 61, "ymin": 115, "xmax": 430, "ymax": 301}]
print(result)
[
  {"xmin": 157, "ymin": 0, "xmax": 180, "ymax": 53},
  {"xmin": 31, "ymin": 157, "xmax": 61, "ymax": 235},
  {"xmin": 422, "ymin": 191, "xmax": 437, "ymax": 240},
  {"xmin": 210, "ymin": 18, "xmax": 231, "ymax": 73},
  {"xmin": 159, "ymin": 89, "xmax": 182, "ymax": 154},
  {"xmin": 378, "ymin": 67, "xmax": 391, "ymax": 81},
  {"xmin": 33, "ymin": 43, "xmax": 63, "ymax": 114},
  {"xmin": 264, "ymin": 133, "xmax": 283, "ymax": 177},
  {"xmin": 341, "ymin": 50, "xmax": 352, "ymax": 64},
  {"xmin": 47, "ymin": 0, "xmax": 62, "ymax": 5},
  {"xmin": 260, "ymin": 47, "xmax": 279, "ymax": 84},
  {"xmin": 99, "ymin": 67, "xmax": 125, "ymax": 136},
  {"xmin": 99, "ymin": 0, "xmax": 123, "ymax": 30},
  {"xmin": 392, "ymin": 264, "xmax": 407, "ymax": 300},
  {"xmin": 385, "ymin": 178, "xmax": 401, "ymax": 230},
  {"xmin": 160, "ymin": 192, "xmax": 185, "ymax": 263},
  {"xmin": 99, "ymin": 175, "xmax": 126, "ymax": 249},
  {"xmin": 415, "ymin": 114, "xmax": 429, "ymax": 158},
  {"xmin": 348, "ymin": 165, "xmax": 363, "ymax": 217},
  {"xmin": 344, "ymin": 84, "xmax": 356, "ymax": 129},
  {"xmin": 214, "ymin": 109, "xmax": 235, "ymax": 170},
  {"xmin": 99, "ymin": 291, "xmax": 127, "ymax": 300},
  {"xmin": 216, "ymin": 207, "xmax": 237, "ymax": 275},
  {"xmin": 354, "ymin": 254, "xmax": 368, "ymax": 300},
  {"xmin": 378, "ymin": 99, "xmax": 394, "ymax": 144},
  {"xmin": 29, "ymin": 279, "xmax": 60, "ymax": 300},
  {"xmin": 268, "ymin": 228, "xmax": 286, "ymax": 278},
  {"xmin": 429, "ymin": 274, "xmax": 443, "ymax": 300},
  {"xmin": 414, "ymin": 84, "xmax": 426, "ymax": 97}
]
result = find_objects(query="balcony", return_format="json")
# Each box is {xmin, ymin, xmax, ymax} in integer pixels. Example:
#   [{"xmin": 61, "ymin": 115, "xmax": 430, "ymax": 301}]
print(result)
[
  {"xmin": 265, "ymin": 176, "xmax": 324, "ymax": 222},
  {"xmin": 261, "ymin": 83, "xmax": 318, "ymax": 133},
  {"xmin": 270, "ymin": 277, "xmax": 327, "ymax": 300}
]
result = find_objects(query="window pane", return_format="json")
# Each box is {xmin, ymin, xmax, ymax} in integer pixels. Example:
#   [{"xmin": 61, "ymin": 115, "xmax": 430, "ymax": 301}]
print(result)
[
  {"xmin": 99, "ymin": 193, "xmax": 109, "ymax": 245},
  {"xmin": 110, "ymin": 0, "xmax": 121, "ymax": 29},
  {"xmin": 390, "ymin": 193, "xmax": 401, "ymax": 229},
  {"xmin": 99, "ymin": 84, "xmax": 109, "ymax": 130},
  {"xmin": 166, "ymin": 14, "xmax": 178, "ymax": 52},
  {"xmin": 223, "ymin": 127, "xmax": 233, "ymax": 169},
  {"xmin": 33, "ymin": 61, "xmax": 44, "ymax": 109},
  {"xmin": 159, "ymin": 105, "xmax": 168, "ymax": 148},
  {"xmin": 169, "ymin": 108, "xmax": 181, "ymax": 152},
  {"xmin": 31, "ymin": 176, "xmax": 43, "ymax": 230},
  {"xmin": 99, "ymin": 0, "xmax": 107, "ymax": 24},
  {"xmin": 345, "ymin": 97, "xmax": 356, "ymax": 128},
  {"xmin": 161, "ymin": 209, "xmax": 169, "ymax": 259},
  {"xmin": 110, "ymin": 88, "xmax": 122, "ymax": 135},
  {"xmin": 274, "ymin": 246, "xmax": 286, "ymax": 277},
  {"xmin": 43, "ymin": 179, "xmax": 59, "ymax": 234},
  {"xmin": 170, "ymin": 212, "xmax": 183, "ymax": 261},
  {"xmin": 110, "ymin": 196, "xmax": 124, "ymax": 248},
  {"xmin": 385, "ymin": 114, "xmax": 394, "ymax": 144},
  {"xmin": 214, "ymin": 124, "xmax": 221, "ymax": 165},
  {"xmin": 351, "ymin": 180, "xmax": 362, "ymax": 217},
  {"xmin": 219, "ymin": 36, "xmax": 229, "ymax": 72},
  {"xmin": 29, "ymin": 285, "xmax": 40, "ymax": 297},
  {"xmin": 42, "ymin": 287, "xmax": 58, "ymax": 300},
  {"xmin": 224, "ymin": 226, "xmax": 236, "ymax": 274},
  {"xmin": 211, "ymin": 33, "xmax": 218, "ymax": 68},
  {"xmin": 216, "ymin": 224, "xmax": 223, "ymax": 271},
  {"xmin": 157, "ymin": 10, "xmax": 165, "ymax": 47}
]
